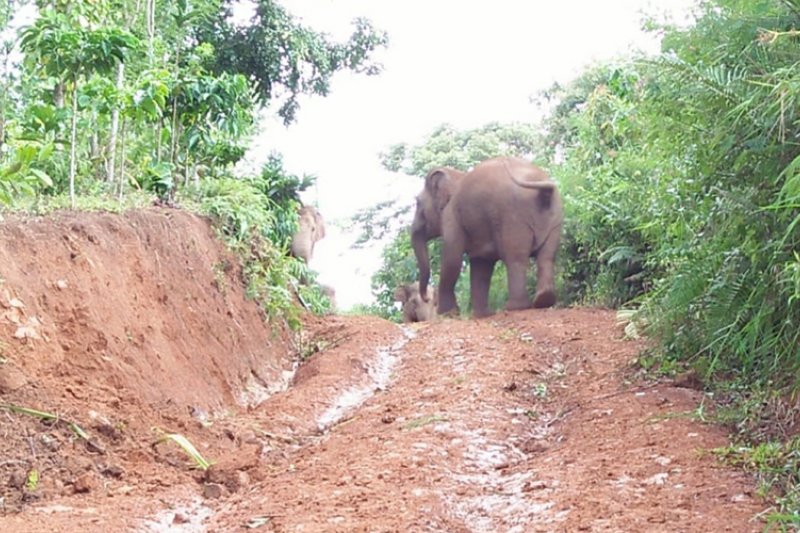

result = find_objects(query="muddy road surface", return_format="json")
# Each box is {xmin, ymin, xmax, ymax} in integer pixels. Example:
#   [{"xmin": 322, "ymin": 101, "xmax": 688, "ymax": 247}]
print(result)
[{"xmin": 2, "ymin": 310, "xmax": 763, "ymax": 532}]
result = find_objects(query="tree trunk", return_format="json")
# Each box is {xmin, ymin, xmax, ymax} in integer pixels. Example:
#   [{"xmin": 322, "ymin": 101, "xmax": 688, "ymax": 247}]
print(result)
[
  {"xmin": 184, "ymin": 144, "xmax": 191, "ymax": 189},
  {"xmin": 106, "ymin": 62, "xmax": 125, "ymax": 182},
  {"xmin": 169, "ymin": 35, "xmax": 182, "ymax": 170},
  {"xmin": 155, "ymin": 117, "xmax": 163, "ymax": 163},
  {"xmin": 89, "ymin": 109, "xmax": 99, "ymax": 157},
  {"xmin": 118, "ymin": 116, "xmax": 127, "ymax": 202},
  {"xmin": 169, "ymin": 97, "xmax": 180, "ymax": 168},
  {"xmin": 0, "ymin": 85, "xmax": 5, "ymax": 150},
  {"xmin": 146, "ymin": 0, "xmax": 155, "ymax": 62},
  {"xmin": 54, "ymin": 81, "xmax": 65, "ymax": 109},
  {"xmin": 68, "ymin": 83, "xmax": 78, "ymax": 208},
  {"xmin": 0, "ymin": 39, "xmax": 8, "ymax": 150}
]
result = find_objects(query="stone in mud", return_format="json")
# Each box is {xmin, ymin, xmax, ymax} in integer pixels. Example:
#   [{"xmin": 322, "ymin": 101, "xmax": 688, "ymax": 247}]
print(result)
[
  {"xmin": 72, "ymin": 471, "xmax": 100, "ymax": 493},
  {"xmin": 203, "ymin": 482, "xmax": 224, "ymax": 499},
  {"xmin": 0, "ymin": 364, "xmax": 28, "ymax": 393}
]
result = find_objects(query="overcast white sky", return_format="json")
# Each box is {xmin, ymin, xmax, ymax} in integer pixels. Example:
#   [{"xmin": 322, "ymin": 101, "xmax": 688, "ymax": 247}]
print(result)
[{"xmin": 245, "ymin": 0, "xmax": 696, "ymax": 310}]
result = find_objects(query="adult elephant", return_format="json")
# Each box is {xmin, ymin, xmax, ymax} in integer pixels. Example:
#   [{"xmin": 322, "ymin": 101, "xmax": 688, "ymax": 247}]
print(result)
[
  {"xmin": 290, "ymin": 205, "xmax": 326, "ymax": 264},
  {"xmin": 411, "ymin": 157, "xmax": 563, "ymax": 318}
]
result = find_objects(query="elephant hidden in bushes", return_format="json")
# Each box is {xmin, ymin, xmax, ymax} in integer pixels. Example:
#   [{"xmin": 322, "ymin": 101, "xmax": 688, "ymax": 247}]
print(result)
[
  {"xmin": 411, "ymin": 156, "xmax": 563, "ymax": 318},
  {"xmin": 291, "ymin": 205, "xmax": 326, "ymax": 264},
  {"xmin": 394, "ymin": 282, "xmax": 437, "ymax": 323}
]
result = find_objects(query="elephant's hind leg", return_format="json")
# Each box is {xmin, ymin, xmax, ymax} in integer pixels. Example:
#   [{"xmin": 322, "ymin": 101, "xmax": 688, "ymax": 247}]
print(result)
[
  {"xmin": 470, "ymin": 257, "xmax": 496, "ymax": 318},
  {"xmin": 532, "ymin": 229, "xmax": 560, "ymax": 308},
  {"xmin": 505, "ymin": 257, "xmax": 533, "ymax": 312},
  {"xmin": 533, "ymin": 287, "xmax": 556, "ymax": 309},
  {"xmin": 499, "ymin": 224, "xmax": 535, "ymax": 312}
]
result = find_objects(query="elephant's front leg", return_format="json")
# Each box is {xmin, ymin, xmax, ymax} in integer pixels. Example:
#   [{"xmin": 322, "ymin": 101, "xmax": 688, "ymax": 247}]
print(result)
[
  {"xmin": 469, "ymin": 257, "xmax": 495, "ymax": 318},
  {"xmin": 533, "ymin": 229, "xmax": 560, "ymax": 308},
  {"xmin": 437, "ymin": 237, "xmax": 464, "ymax": 317}
]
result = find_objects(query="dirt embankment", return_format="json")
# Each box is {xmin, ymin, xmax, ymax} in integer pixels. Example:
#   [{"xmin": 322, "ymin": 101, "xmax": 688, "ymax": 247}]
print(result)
[
  {"xmin": 0, "ymin": 209, "xmax": 765, "ymax": 532},
  {"xmin": 0, "ymin": 209, "xmax": 296, "ymax": 513}
]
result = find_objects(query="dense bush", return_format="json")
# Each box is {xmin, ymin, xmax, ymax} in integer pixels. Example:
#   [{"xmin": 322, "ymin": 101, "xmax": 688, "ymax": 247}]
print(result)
[{"xmin": 546, "ymin": 2, "xmax": 800, "ymax": 393}]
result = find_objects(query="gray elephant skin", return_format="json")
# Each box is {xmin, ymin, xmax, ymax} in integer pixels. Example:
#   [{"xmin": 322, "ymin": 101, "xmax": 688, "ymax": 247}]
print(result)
[
  {"xmin": 394, "ymin": 282, "xmax": 437, "ymax": 323},
  {"xmin": 291, "ymin": 206, "xmax": 326, "ymax": 264},
  {"xmin": 411, "ymin": 156, "xmax": 563, "ymax": 318}
]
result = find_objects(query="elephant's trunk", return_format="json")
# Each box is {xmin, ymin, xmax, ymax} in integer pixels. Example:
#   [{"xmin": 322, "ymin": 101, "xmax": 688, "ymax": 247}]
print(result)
[{"xmin": 412, "ymin": 228, "xmax": 431, "ymax": 301}]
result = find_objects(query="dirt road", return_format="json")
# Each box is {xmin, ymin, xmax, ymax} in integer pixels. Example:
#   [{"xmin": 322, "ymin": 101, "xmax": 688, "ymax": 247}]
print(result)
[
  {"xmin": 206, "ymin": 310, "xmax": 763, "ymax": 532},
  {"xmin": 2, "ymin": 310, "xmax": 764, "ymax": 532}
]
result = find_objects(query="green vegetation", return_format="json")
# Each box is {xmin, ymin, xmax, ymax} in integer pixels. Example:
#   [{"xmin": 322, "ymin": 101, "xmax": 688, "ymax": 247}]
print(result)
[
  {"xmin": 192, "ymin": 155, "xmax": 331, "ymax": 327},
  {"xmin": 716, "ymin": 438, "xmax": 800, "ymax": 528},
  {"xmin": 402, "ymin": 413, "xmax": 448, "ymax": 430},
  {"xmin": 1, "ymin": 402, "xmax": 90, "ymax": 440},
  {"xmin": 542, "ymin": 1, "xmax": 800, "ymax": 397},
  {"xmin": 1, "ymin": 0, "xmax": 385, "ymax": 322}
]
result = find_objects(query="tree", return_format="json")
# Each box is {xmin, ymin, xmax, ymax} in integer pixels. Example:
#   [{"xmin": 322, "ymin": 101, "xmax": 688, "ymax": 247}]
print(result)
[
  {"xmin": 1, "ymin": 0, "xmax": 387, "ymax": 205},
  {"xmin": 535, "ymin": 1, "xmax": 800, "ymax": 398},
  {"xmin": 196, "ymin": 0, "xmax": 388, "ymax": 123},
  {"xmin": 20, "ymin": 8, "xmax": 139, "ymax": 206}
]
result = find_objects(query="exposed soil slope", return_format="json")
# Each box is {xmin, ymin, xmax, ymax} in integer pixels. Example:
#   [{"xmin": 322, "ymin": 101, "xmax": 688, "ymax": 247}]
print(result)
[
  {"xmin": 0, "ymin": 209, "xmax": 294, "ymax": 513},
  {"xmin": 0, "ymin": 210, "xmax": 764, "ymax": 532}
]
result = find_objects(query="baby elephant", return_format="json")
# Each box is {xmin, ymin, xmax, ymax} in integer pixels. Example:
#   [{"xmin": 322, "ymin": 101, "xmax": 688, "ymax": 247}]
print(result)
[{"xmin": 394, "ymin": 282, "xmax": 437, "ymax": 323}]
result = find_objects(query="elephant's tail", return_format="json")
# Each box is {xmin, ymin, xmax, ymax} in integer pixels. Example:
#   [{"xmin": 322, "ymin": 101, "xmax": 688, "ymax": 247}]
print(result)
[{"xmin": 503, "ymin": 158, "xmax": 557, "ymax": 191}]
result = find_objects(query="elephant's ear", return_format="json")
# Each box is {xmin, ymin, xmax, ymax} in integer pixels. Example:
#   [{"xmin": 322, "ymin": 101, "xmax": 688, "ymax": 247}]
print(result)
[
  {"xmin": 425, "ymin": 168, "xmax": 456, "ymax": 212},
  {"xmin": 313, "ymin": 209, "xmax": 326, "ymax": 240}
]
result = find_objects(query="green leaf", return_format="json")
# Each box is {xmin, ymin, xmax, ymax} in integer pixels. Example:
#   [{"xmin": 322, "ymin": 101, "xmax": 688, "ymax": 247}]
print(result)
[{"xmin": 29, "ymin": 169, "xmax": 54, "ymax": 187}]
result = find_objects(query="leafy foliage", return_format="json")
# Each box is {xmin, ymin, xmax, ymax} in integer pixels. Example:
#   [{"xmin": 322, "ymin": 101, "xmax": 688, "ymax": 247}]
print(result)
[
  {"xmin": 197, "ymin": 0, "xmax": 388, "ymax": 123},
  {"xmin": 1, "ymin": 0, "xmax": 386, "ymax": 206},
  {"xmin": 542, "ymin": 1, "xmax": 800, "ymax": 391},
  {"xmin": 525, "ymin": 2, "xmax": 800, "ymax": 522},
  {"xmin": 195, "ymin": 157, "xmax": 328, "ymax": 327},
  {"xmin": 381, "ymin": 122, "xmax": 542, "ymax": 175},
  {"xmin": 716, "ymin": 436, "xmax": 800, "ymax": 528}
]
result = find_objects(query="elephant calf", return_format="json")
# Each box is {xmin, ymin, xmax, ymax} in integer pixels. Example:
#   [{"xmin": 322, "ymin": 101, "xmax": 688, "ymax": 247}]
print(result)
[{"xmin": 394, "ymin": 282, "xmax": 437, "ymax": 323}]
